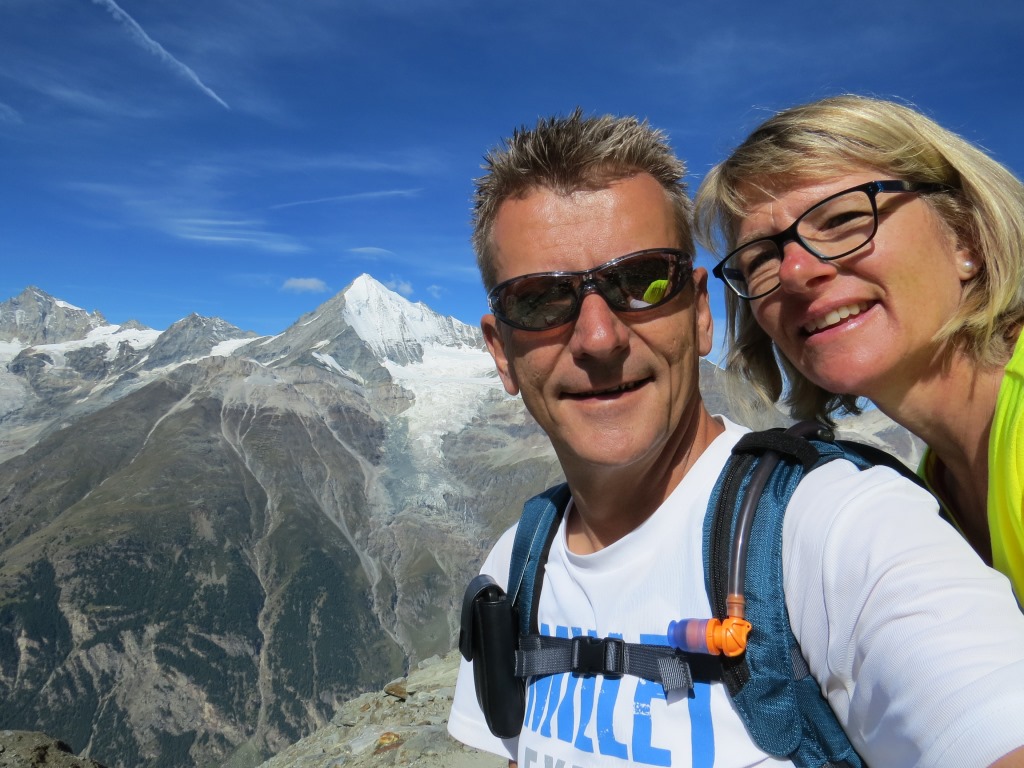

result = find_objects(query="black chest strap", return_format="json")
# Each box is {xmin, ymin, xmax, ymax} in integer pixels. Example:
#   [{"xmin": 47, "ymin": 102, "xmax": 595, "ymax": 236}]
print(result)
[{"xmin": 516, "ymin": 633, "xmax": 722, "ymax": 694}]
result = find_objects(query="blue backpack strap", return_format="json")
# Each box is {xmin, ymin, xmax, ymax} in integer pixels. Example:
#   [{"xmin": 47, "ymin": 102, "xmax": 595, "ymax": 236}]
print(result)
[
  {"xmin": 704, "ymin": 422, "xmax": 865, "ymax": 768},
  {"xmin": 508, "ymin": 483, "xmax": 571, "ymax": 636}
]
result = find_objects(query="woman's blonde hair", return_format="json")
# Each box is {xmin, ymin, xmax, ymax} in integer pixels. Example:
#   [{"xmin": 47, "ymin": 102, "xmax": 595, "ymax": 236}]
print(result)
[{"xmin": 694, "ymin": 94, "xmax": 1024, "ymax": 424}]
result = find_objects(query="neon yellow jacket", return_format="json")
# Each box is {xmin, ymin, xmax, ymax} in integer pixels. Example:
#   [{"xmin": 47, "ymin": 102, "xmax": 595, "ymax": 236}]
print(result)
[
  {"xmin": 989, "ymin": 334, "xmax": 1024, "ymax": 602},
  {"xmin": 921, "ymin": 335, "xmax": 1024, "ymax": 603}
]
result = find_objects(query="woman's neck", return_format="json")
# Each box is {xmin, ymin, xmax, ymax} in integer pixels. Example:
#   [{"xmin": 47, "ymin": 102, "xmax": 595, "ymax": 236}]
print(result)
[{"xmin": 874, "ymin": 351, "xmax": 1004, "ymax": 557}]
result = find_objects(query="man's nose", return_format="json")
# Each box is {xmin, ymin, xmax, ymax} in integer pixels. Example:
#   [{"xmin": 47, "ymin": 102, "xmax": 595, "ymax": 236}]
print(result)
[
  {"xmin": 776, "ymin": 240, "xmax": 839, "ymax": 294},
  {"xmin": 568, "ymin": 290, "xmax": 629, "ymax": 358}
]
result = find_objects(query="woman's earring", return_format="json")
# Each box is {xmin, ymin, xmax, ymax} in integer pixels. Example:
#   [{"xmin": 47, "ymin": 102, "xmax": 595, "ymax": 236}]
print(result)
[{"xmin": 960, "ymin": 258, "xmax": 978, "ymax": 278}]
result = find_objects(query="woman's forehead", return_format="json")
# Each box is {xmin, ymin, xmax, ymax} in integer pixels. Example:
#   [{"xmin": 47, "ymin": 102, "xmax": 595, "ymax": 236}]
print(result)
[{"xmin": 736, "ymin": 164, "xmax": 887, "ymax": 209}]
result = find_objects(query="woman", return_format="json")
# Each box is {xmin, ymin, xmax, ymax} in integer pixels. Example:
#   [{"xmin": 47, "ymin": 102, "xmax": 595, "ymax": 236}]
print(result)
[{"xmin": 693, "ymin": 94, "xmax": 1024, "ymax": 601}]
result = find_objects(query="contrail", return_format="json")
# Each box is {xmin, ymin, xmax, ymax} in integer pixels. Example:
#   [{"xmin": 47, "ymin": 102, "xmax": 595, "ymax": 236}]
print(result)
[{"xmin": 90, "ymin": 0, "xmax": 230, "ymax": 109}]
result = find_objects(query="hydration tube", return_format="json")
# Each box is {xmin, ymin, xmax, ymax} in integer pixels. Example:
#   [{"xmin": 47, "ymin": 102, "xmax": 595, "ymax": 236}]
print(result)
[{"xmin": 667, "ymin": 421, "xmax": 829, "ymax": 657}]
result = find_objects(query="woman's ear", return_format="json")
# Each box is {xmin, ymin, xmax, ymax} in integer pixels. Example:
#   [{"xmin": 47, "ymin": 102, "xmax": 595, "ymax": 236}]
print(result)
[{"xmin": 956, "ymin": 252, "xmax": 980, "ymax": 281}]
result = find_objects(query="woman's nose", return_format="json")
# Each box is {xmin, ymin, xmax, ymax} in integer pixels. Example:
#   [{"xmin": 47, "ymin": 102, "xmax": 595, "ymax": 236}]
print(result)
[{"xmin": 776, "ymin": 240, "xmax": 839, "ymax": 294}]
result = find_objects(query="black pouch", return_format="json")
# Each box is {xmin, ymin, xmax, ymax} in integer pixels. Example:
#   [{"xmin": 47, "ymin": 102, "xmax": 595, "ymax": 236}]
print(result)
[{"xmin": 459, "ymin": 574, "xmax": 525, "ymax": 739}]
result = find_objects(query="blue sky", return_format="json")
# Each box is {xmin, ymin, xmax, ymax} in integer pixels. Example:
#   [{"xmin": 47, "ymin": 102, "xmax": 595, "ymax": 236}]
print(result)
[{"xmin": 2, "ymin": 0, "xmax": 1022, "ymax": 348}]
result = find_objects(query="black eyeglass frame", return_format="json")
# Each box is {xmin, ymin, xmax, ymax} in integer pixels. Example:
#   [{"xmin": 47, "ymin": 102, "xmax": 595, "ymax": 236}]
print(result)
[
  {"xmin": 487, "ymin": 248, "xmax": 694, "ymax": 332},
  {"xmin": 712, "ymin": 179, "xmax": 950, "ymax": 300}
]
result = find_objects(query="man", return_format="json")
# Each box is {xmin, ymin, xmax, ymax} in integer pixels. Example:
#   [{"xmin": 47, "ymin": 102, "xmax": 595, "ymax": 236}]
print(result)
[{"xmin": 447, "ymin": 110, "xmax": 1024, "ymax": 767}]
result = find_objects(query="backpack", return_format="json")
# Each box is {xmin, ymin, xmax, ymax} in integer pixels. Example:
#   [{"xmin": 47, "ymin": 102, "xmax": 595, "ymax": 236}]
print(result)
[{"xmin": 459, "ymin": 421, "xmax": 923, "ymax": 767}]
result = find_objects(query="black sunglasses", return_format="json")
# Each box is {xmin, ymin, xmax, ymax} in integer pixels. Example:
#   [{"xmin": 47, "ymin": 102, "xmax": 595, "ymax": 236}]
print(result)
[{"xmin": 487, "ymin": 248, "xmax": 693, "ymax": 331}]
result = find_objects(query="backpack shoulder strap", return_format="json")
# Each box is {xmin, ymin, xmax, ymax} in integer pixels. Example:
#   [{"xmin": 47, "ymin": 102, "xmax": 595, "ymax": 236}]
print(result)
[
  {"xmin": 705, "ymin": 421, "xmax": 865, "ymax": 768},
  {"xmin": 508, "ymin": 482, "xmax": 571, "ymax": 636},
  {"xmin": 458, "ymin": 483, "xmax": 569, "ymax": 739}
]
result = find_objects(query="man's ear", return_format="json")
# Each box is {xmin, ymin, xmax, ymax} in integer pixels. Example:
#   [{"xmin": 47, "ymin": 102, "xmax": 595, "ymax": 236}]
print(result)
[
  {"xmin": 482, "ymin": 314, "xmax": 520, "ymax": 396},
  {"xmin": 692, "ymin": 267, "xmax": 714, "ymax": 358}
]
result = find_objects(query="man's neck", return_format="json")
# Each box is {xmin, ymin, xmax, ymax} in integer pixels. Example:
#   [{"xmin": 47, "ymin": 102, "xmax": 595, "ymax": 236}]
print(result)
[{"xmin": 560, "ymin": 406, "xmax": 724, "ymax": 555}]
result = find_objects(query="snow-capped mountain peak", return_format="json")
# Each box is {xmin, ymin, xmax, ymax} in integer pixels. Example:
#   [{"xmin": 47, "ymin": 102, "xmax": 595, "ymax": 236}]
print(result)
[{"xmin": 340, "ymin": 274, "xmax": 481, "ymax": 361}]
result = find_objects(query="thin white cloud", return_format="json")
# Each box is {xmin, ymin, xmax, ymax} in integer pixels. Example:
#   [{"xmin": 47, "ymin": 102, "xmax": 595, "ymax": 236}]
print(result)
[
  {"xmin": 170, "ymin": 217, "xmax": 306, "ymax": 253},
  {"xmin": 42, "ymin": 83, "xmax": 157, "ymax": 119},
  {"xmin": 275, "ymin": 152, "xmax": 445, "ymax": 175},
  {"xmin": 89, "ymin": 0, "xmax": 230, "ymax": 110},
  {"xmin": 282, "ymin": 277, "xmax": 329, "ymax": 293},
  {"xmin": 426, "ymin": 284, "xmax": 444, "ymax": 299},
  {"xmin": 65, "ymin": 177, "xmax": 307, "ymax": 254},
  {"xmin": 0, "ymin": 101, "xmax": 23, "ymax": 124},
  {"xmin": 269, "ymin": 188, "xmax": 422, "ymax": 210},
  {"xmin": 384, "ymin": 276, "xmax": 413, "ymax": 297},
  {"xmin": 349, "ymin": 247, "xmax": 396, "ymax": 258}
]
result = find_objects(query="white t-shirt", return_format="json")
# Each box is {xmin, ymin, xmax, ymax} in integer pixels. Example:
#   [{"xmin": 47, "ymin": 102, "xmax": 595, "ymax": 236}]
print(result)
[{"xmin": 448, "ymin": 417, "xmax": 1024, "ymax": 767}]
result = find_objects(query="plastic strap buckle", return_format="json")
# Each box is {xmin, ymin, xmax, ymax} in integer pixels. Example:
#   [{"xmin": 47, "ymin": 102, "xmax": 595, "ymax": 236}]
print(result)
[{"xmin": 571, "ymin": 636, "xmax": 624, "ymax": 677}]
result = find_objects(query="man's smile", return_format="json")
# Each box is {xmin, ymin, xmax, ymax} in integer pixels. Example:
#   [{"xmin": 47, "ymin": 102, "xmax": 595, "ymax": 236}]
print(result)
[{"xmin": 562, "ymin": 378, "xmax": 651, "ymax": 399}]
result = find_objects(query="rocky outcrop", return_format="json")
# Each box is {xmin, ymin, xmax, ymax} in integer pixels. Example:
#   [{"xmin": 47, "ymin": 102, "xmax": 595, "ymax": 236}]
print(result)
[
  {"xmin": 0, "ymin": 655, "xmax": 494, "ymax": 768},
  {"xmin": 257, "ymin": 651, "xmax": 502, "ymax": 768},
  {"xmin": 0, "ymin": 731, "xmax": 108, "ymax": 768}
]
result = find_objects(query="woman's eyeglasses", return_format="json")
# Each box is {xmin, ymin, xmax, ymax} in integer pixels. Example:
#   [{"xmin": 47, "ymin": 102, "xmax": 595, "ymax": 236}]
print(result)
[
  {"xmin": 488, "ymin": 248, "xmax": 694, "ymax": 331},
  {"xmin": 713, "ymin": 179, "xmax": 950, "ymax": 300}
]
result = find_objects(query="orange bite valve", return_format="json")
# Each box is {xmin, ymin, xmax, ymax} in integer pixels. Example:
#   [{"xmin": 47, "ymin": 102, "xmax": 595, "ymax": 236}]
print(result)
[
  {"xmin": 709, "ymin": 616, "xmax": 752, "ymax": 657},
  {"xmin": 666, "ymin": 611, "xmax": 752, "ymax": 657}
]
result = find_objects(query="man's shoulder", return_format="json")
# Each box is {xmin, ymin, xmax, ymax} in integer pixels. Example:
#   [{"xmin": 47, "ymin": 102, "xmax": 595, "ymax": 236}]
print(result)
[{"xmin": 477, "ymin": 520, "xmax": 522, "ymax": 590}]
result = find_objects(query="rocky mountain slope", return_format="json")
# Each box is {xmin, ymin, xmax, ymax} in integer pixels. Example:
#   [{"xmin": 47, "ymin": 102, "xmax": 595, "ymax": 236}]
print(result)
[
  {"xmin": 255, "ymin": 651, "xmax": 501, "ymax": 768},
  {"xmin": 0, "ymin": 282, "xmax": 918, "ymax": 768},
  {"xmin": 0, "ymin": 730, "xmax": 110, "ymax": 768},
  {"xmin": 0, "ymin": 281, "xmax": 562, "ymax": 768}
]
